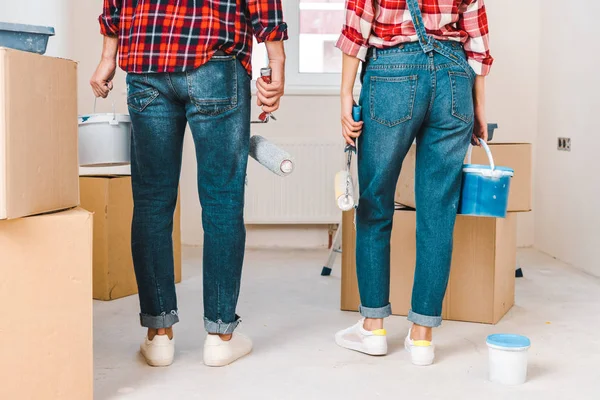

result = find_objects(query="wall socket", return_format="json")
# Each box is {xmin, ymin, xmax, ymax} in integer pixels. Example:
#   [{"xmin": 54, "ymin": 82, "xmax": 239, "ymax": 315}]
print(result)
[{"xmin": 558, "ymin": 137, "xmax": 571, "ymax": 151}]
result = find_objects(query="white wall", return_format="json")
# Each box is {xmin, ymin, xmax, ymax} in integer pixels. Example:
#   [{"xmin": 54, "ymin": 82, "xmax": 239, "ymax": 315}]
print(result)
[
  {"xmin": 0, "ymin": 1, "xmax": 72, "ymax": 58},
  {"xmin": 485, "ymin": 0, "xmax": 540, "ymax": 247},
  {"xmin": 535, "ymin": 1, "xmax": 600, "ymax": 276},
  {"xmin": 64, "ymin": 0, "xmax": 539, "ymax": 248}
]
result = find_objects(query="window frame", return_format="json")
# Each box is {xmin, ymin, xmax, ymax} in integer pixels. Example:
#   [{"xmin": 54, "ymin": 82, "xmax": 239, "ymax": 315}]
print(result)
[{"xmin": 252, "ymin": 0, "xmax": 360, "ymax": 96}]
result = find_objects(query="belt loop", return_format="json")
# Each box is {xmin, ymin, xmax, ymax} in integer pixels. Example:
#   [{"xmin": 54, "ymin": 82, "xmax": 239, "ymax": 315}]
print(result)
[{"xmin": 373, "ymin": 47, "xmax": 377, "ymax": 61}]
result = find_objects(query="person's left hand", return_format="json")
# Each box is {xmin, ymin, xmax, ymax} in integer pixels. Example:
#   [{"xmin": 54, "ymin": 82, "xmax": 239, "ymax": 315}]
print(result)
[{"xmin": 472, "ymin": 105, "xmax": 488, "ymax": 146}]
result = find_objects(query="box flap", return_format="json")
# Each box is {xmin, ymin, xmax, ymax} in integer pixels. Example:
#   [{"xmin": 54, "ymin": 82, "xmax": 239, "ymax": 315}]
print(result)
[
  {"xmin": 446, "ymin": 216, "xmax": 497, "ymax": 323},
  {"xmin": 80, "ymin": 177, "xmax": 111, "ymax": 298},
  {"xmin": 0, "ymin": 50, "xmax": 6, "ymax": 219},
  {"xmin": 2, "ymin": 49, "xmax": 79, "ymax": 219},
  {"xmin": 0, "ymin": 206, "xmax": 93, "ymax": 399},
  {"xmin": 493, "ymin": 213, "xmax": 517, "ymax": 322}
]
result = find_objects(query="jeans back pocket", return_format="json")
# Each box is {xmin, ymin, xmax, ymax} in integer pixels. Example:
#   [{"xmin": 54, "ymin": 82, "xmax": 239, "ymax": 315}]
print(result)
[
  {"xmin": 370, "ymin": 75, "xmax": 418, "ymax": 127},
  {"xmin": 127, "ymin": 74, "xmax": 160, "ymax": 113},
  {"xmin": 187, "ymin": 57, "xmax": 238, "ymax": 116},
  {"xmin": 449, "ymin": 71, "xmax": 474, "ymax": 123},
  {"xmin": 127, "ymin": 88, "xmax": 160, "ymax": 113}
]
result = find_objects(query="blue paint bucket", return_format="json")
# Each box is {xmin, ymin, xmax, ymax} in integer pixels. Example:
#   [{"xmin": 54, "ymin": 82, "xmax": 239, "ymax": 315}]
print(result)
[{"xmin": 459, "ymin": 141, "xmax": 514, "ymax": 218}]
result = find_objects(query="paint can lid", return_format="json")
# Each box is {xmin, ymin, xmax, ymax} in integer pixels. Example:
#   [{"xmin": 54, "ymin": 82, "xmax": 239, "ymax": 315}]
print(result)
[
  {"xmin": 79, "ymin": 113, "xmax": 131, "ymax": 125},
  {"xmin": 463, "ymin": 164, "xmax": 514, "ymax": 177},
  {"xmin": 486, "ymin": 334, "xmax": 531, "ymax": 349}
]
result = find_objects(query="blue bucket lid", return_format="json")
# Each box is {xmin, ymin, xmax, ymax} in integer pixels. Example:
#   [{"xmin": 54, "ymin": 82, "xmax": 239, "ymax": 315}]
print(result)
[
  {"xmin": 463, "ymin": 164, "xmax": 514, "ymax": 177},
  {"xmin": 486, "ymin": 334, "xmax": 531, "ymax": 348}
]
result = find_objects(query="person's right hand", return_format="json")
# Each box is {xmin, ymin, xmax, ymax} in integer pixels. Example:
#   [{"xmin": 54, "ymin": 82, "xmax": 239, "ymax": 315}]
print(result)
[
  {"xmin": 256, "ymin": 58, "xmax": 285, "ymax": 114},
  {"xmin": 472, "ymin": 104, "xmax": 488, "ymax": 146},
  {"xmin": 90, "ymin": 58, "xmax": 117, "ymax": 98},
  {"xmin": 341, "ymin": 91, "xmax": 363, "ymax": 146}
]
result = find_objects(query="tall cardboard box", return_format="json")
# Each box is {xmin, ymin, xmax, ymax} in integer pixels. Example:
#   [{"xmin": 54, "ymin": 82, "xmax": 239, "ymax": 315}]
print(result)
[
  {"xmin": 341, "ymin": 209, "xmax": 517, "ymax": 324},
  {"xmin": 0, "ymin": 208, "xmax": 93, "ymax": 400},
  {"xmin": 0, "ymin": 48, "xmax": 79, "ymax": 219},
  {"xmin": 80, "ymin": 176, "xmax": 182, "ymax": 300},
  {"xmin": 395, "ymin": 143, "xmax": 532, "ymax": 212}
]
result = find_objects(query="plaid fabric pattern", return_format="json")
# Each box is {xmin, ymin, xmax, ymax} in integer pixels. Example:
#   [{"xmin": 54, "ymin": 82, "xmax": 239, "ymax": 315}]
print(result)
[
  {"xmin": 100, "ymin": 0, "xmax": 288, "ymax": 75},
  {"xmin": 337, "ymin": 0, "xmax": 493, "ymax": 75}
]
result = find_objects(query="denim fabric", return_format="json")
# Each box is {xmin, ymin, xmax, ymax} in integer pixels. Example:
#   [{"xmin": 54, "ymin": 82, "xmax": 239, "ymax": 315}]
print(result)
[
  {"xmin": 355, "ymin": 40, "xmax": 474, "ymax": 327},
  {"xmin": 127, "ymin": 54, "xmax": 250, "ymax": 334}
]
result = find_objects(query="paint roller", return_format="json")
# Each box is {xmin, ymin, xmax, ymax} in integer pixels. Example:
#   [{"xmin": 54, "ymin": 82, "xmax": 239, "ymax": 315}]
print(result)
[
  {"xmin": 248, "ymin": 67, "xmax": 294, "ymax": 177},
  {"xmin": 249, "ymin": 135, "xmax": 294, "ymax": 176},
  {"xmin": 334, "ymin": 105, "xmax": 361, "ymax": 211}
]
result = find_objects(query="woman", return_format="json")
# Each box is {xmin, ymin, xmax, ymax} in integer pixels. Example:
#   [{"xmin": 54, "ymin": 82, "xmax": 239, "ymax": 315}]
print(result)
[{"xmin": 335, "ymin": 0, "xmax": 493, "ymax": 365}]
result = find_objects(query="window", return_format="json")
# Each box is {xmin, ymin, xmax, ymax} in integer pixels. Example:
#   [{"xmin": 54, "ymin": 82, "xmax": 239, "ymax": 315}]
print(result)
[
  {"xmin": 252, "ymin": 0, "xmax": 347, "ymax": 90},
  {"xmin": 298, "ymin": 0, "xmax": 345, "ymax": 74}
]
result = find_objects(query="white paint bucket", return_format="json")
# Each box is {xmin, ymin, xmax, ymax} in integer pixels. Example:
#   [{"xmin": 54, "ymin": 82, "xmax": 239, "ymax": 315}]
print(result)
[
  {"xmin": 486, "ymin": 334, "xmax": 531, "ymax": 385},
  {"xmin": 78, "ymin": 113, "xmax": 131, "ymax": 167}
]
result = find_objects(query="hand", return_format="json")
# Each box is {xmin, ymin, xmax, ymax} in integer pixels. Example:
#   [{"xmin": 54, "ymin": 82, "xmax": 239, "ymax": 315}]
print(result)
[
  {"xmin": 472, "ymin": 105, "xmax": 488, "ymax": 146},
  {"xmin": 341, "ymin": 91, "xmax": 363, "ymax": 146},
  {"xmin": 90, "ymin": 58, "xmax": 117, "ymax": 98},
  {"xmin": 256, "ymin": 59, "xmax": 285, "ymax": 114}
]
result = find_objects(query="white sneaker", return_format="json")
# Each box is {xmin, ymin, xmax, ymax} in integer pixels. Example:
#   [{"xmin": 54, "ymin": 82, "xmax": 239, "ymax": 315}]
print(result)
[
  {"xmin": 404, "ymin": 328, "xmax": 435, "ymax": 366},
  {"xmin": 140, "ymin": 335, "xmax": 175, "ymax": 367},
  {"xmin": 335, "ymin": 319, "xmax": 388, "ymax": 356},
  {"xmin": 203, "ymin": 333, "xmax": 253, "ymax": 367}
]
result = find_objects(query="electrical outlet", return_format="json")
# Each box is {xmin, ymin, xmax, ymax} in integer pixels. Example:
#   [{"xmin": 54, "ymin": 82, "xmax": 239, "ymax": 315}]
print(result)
[{"xmin": 558, "ymin": 137, "xmax": 571, "ymax": 151}]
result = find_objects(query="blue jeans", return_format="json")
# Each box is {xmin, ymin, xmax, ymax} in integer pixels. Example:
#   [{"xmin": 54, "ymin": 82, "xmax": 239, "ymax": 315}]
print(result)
[
  {"xmin": 356, "ymin": 41, "xmax": 475, "ymax": 327},
  {"xmin": 127, "ymin": 54, "xmax": 250, "ymax": 334}
]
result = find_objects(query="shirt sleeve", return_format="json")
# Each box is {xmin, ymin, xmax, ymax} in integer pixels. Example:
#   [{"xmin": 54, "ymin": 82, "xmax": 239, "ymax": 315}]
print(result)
[
  {"xmin": 458, "ymin": 0, "xmax": 494, "ymax": 76},
  {"xmin": 336, "ymin": 0, "xmax": 375, "ymax": 61},
  {"xmin": 246, "ymin": 0, "xmax": 288, "ymax": 43},
  {"xmin": 99, "ymin": 0, "xmax": 121, "ymax": 37}
]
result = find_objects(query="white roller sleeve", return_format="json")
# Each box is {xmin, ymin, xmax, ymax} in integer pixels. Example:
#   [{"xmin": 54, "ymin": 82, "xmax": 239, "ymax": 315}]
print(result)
[
  {"xmin": 335, "ymin": 170, "xmax": 355, "ymax": 211},
  {"xmin": 249, "ymin": 135, "xmax": 295, "ymax": 177}
]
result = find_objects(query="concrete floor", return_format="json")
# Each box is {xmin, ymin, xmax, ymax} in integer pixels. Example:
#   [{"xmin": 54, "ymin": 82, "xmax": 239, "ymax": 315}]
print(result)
[{"xmin": 94, "ymin": 248, "xmax": 600, "ymax": 400}]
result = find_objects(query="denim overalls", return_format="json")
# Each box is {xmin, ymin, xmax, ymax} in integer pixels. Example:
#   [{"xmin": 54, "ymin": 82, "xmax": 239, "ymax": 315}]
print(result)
[{"xmin": 355, "ymin": 0, "xmax": 476, "ymax": 327}]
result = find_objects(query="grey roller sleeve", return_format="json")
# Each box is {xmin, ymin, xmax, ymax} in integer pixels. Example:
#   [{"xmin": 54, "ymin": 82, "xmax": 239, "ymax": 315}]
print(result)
[{"xmin": 249, "ymin": 135, "xmax": 295, "ymax": 177}]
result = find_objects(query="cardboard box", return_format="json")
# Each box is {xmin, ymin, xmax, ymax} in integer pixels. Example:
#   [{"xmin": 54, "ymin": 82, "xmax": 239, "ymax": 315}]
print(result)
[
  {"xmin": 0, "ymin": 208, "xmax": 93, "ymax": 399},
  {"xmin": 395, "ymin": 143, "xmax": 532, "ymax": 212},
  {"xmin": 80, "ymin": 176, "xmax": 182, "ymax": 300},
  {"xmin": 0, "ymin": 48, "xmax": 79, "ymax": 219},
  {"xmin": 341, "ymin": 209, "xmax": 517, "ymax": 324}
]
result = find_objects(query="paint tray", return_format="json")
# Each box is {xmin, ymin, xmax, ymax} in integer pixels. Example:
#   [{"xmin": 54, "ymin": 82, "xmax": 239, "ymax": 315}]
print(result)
[{"xmin": 0, "ymin": 22, "xmax": 55, "ymax": 55}]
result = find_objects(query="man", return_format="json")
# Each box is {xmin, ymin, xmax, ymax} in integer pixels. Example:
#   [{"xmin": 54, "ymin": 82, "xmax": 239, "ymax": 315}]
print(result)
[{"xmin": 90, "ymin": 0, "xmax": 287, "ymax": 367}]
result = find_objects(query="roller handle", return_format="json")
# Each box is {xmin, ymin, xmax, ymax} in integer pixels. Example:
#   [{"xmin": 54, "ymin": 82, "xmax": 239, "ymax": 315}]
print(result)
[
  {"xmin": 352, "ymin": 105, "xmax": 362, "ymax": 123},
  {"xmin": 92, "ymin": 95, "xmax": 119, "ymax": 125},
  {"xmin": 257, "ymin": 68, "xmax": 273, "ymax": 122},
  {"xmin": 345, "ymin": 105, "xmax": 362, "ymax": 153}
]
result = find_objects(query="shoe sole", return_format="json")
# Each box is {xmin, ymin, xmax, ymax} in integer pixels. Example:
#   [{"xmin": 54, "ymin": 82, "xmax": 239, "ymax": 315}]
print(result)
[
  {"xmin": 335, "ymin": 335, "xmax": 387, "ymax": 356},
  {"xmin": 203, "ymin": 348, "xmax": 253, "ymax": 367},
  {"xmin": 140, "ymin": 347, "xmax": 174, "ymax": 367},
  {"xmin": 404, "ymin": 342, "xmax": 434, "ymax": 366}
]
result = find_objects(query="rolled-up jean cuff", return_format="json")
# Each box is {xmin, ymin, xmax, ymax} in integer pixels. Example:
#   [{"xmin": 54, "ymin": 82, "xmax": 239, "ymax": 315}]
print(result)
[
  {"xmin": 359, "ymin": 303, "xmax": 392, "ymax": 319},
  {"xmin": 140, "ymin": 310, "xmax": 179, "ymax": 329},
  {"xmin": 204, "ymin": 315, "xmax": 241, "ymax": 334},
  {"xmin": 408, "ymin": 310, "xmax": 442, "ymax": 328}
]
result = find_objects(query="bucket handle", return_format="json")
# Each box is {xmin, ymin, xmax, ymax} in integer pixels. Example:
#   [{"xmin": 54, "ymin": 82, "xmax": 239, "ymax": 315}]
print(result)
[
  {"xmin": 93, "ymin": 95, "xmax": 119, "ymax": 126},
  {"xmin": 466, "ymin": 140, "xmax": 495, "ymax": 171}
]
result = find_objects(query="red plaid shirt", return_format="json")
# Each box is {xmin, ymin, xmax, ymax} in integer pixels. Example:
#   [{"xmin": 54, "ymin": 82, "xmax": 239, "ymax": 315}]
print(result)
[
  {"xmin": 100, "ymin": 0, "xmax": 288, "ymax": 76},
  {"xmin": 337, "ymin": 0, "xmax": 493, "ymax": 75}
]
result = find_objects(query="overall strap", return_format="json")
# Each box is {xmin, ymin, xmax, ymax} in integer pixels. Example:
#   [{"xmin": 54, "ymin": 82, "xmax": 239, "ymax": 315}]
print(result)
[
  {"xmin": 405, "ymin": 0, "xmax": 434, "ymax": 53},
  {"xmin": 405, "ymin": 0, "xmax": 475, "ymax": 78}
]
